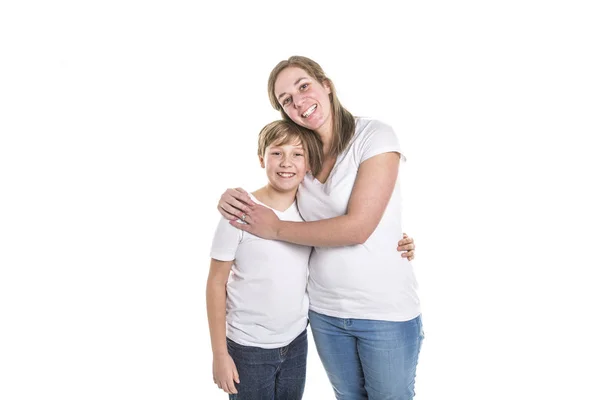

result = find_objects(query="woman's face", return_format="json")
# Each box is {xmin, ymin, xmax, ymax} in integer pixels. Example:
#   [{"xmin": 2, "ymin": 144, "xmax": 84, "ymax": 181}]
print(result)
[{"xmin": 274, "ymin": 67, "xmax": 332, "ymax": 134}]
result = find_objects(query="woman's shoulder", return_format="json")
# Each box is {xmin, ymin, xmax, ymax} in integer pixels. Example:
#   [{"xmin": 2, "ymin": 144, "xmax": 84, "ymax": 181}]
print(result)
[
  {"xmin": 354, "ymin": 116, "xmax": 394, "ymax": 134},
  {"xmin": 353, "ymin": 117, "xmax": 396, "ymax": 141},
  {"xmin": 349, "ymin": 117, "xmax": 403, "ymax": 161}
]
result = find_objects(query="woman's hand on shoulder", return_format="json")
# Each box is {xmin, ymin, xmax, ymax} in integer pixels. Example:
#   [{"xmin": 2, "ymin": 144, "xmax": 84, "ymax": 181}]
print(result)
[
  {"xmin": 397, "ymin": 233, "xmax": 415, "ymax": 261},
  {"xmin": 217, "ymin": 188, "xmax": 256, "ymax": 220},
  {"xmin": 230, "ymin": 204, "xmax": 281, "ymax": 240}
]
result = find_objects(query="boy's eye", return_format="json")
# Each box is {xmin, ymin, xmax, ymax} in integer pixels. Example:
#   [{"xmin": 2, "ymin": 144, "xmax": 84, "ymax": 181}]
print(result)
[
  {"xmin": 271, "ymin": 152, "xmax": 281, "ymax": 156},
  {"xmin": 300, "ymin": 83, "xmax": 308, "ymax": 90}
]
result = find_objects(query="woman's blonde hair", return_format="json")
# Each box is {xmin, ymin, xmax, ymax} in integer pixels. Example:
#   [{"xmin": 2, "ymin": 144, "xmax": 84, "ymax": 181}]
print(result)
[
  {"xmin": 267, "ymin": 56, "xmax": 355, "ymax": 158},
  {"xmin": 257, "ymin": 120, "xmax": 324, "ymax": 176}
]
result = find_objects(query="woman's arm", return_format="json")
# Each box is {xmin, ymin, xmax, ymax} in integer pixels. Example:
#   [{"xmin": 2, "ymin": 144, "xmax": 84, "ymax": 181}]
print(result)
[
  {"xmin": 206, "ymin": 258, "xmax": 239, "ymax": 394},
  {"xmin": 232, "ymin": 152, "xmax": 400, "ymax": 247}
]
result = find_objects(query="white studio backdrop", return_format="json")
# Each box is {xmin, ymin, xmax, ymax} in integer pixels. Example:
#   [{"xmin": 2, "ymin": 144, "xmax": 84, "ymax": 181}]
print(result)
[{"xmin": 1, "ymin": 1, "xmax": 599, "ymax": 399}]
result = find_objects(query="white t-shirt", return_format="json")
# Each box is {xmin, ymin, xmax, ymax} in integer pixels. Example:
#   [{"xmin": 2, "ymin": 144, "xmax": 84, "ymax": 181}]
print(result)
[
  {"xmin": 210, "ymin": 195, "xmax": 311, "ymax": 348},
  {"xmin": 297, "ymin": 117, "xmax": 420, "ymax": 321}
]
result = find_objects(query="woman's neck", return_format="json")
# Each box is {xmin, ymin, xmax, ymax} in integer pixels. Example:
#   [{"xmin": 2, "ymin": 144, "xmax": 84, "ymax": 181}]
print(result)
[
  {"xmin": 316, "ymin": 119, "xmax": 334, "ymax": 157},
  {"xmin": 252, "ymin": 185, "xmax": 297, "ymax": 212}
]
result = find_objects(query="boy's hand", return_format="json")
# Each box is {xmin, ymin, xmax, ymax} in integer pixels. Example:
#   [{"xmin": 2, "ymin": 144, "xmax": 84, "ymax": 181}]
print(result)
[
  {"xmin": 397, "ymin": 233, "xmax": 415, "ymax": 261},
  {"xmin": 213, "ymin": 353, "xmax": 240, "ymax": 394}
]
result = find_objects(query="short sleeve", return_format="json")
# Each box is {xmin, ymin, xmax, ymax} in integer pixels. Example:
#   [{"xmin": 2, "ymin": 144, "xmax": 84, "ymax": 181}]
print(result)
[
  {"xmin": 210, "ymin": 217, "xmax": 242, "ymax": 261},
  {"xmin": 356, "ymin": 119, "xmax": 406, "ymax": 164}
]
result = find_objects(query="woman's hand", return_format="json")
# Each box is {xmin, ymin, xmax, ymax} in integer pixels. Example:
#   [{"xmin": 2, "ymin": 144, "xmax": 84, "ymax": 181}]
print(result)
[
  {"xmin": 217, "ymin": 188, "xmax": 256, "ymax": 220},
  {"xmin": 213, "ymin": 353, "xmax": 240, "ymax": 394},
  {"xmin": 230, "ymin": 204, "xmax": 281, "ymax": 240},
  {"xmin": 397, "ymin": 233, "xmax": 415, "ymax": 261}
]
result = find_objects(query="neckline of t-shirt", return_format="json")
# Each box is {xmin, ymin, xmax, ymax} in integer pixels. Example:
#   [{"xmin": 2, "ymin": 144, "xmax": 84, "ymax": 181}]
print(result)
[
  {"xmin": 306, "ymin": 117, "xmax": 369, "ymax": 186},
  {"xmin": 308, "ymin": 144, "xmax": 351, "ymax": 186},
  {"xmin": 309, "ymin": 161, "xmax": 338, "ymax": 186},
  {"xmin": 249, "ymin": 193, "xmax": 296, "ymax": 215},
  {"xmin": 308, "ymin": 117, "xmax": 372, "ymax": 186}
]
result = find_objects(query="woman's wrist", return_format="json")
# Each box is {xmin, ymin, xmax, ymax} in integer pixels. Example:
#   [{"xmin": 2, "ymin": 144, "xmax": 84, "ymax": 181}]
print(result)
[{"xmin": 274, "ymin": 220, "xmax": 285, "ymax": 240}]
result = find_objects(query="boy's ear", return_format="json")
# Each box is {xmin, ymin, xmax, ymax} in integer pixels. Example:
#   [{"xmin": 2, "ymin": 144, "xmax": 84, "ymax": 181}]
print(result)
[{"xmin": 259, "ymin": 155, "xmax": 265, "ymax": 168}]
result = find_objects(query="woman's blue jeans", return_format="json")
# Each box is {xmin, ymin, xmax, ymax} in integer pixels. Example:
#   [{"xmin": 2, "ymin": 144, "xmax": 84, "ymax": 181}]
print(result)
[
  {"xmin": 226, "ymin": 329, "xmax": 308, "ymax": 400},
  {"xmin": 309, "ymin": 310, "xmax": 424, "ymax": 400}
]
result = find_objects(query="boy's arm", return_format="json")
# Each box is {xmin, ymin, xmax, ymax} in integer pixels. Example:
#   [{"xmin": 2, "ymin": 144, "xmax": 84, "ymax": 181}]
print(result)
[
  {"xmin": 206, "ymin": 258, "xmax": 232, "ymax": 356},
  {"xmin": 206, "ymin": 258, "xmax": 239, "ymax": 394}
]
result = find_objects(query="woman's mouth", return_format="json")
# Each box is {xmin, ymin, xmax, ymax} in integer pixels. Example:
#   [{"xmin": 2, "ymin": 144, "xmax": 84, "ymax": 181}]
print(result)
[{"xmin": 302, "ymin": 105, "xmax": 317, "ymax": 118}]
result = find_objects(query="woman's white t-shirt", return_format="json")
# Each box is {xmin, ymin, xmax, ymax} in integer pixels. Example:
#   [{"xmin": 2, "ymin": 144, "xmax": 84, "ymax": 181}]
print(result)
[
  {"xmin": 297, "ymin": 117, "xmax": 420, "ymax": 321},
  {"xmin": 210, "ymin": 195, "xmax": 310, "ymax": 348}
]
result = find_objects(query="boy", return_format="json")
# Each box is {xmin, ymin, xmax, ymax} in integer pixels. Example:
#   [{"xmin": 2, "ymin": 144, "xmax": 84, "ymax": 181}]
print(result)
[{"xmin": 206, "ymin": 120, "xmax": 319, "ymax": 399}]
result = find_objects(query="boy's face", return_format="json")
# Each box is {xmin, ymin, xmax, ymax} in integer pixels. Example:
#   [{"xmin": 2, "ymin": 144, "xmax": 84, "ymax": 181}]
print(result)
[{"xmin": 259, "ymin": 140, "xmax": 308, "ymax": 194}]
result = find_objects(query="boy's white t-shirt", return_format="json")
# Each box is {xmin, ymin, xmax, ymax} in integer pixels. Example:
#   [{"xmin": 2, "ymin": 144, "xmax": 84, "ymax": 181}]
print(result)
[
  {"xmin": 297, "ymin": 117, "xmax": 421, "ymax": 321},
  {"xmin": 210, "ymin": 195, "xmax": 310, "ymax": 349}
]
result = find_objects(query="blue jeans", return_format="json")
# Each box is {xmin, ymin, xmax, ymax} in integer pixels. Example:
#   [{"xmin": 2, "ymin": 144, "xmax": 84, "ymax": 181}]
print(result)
[
  {"xmin": 226, "ymin": 329, "xmax": 308, "ymax": 400},
  {"xmin": 309, "ymin": 311, "xmax": 424, "ymax": 400}
]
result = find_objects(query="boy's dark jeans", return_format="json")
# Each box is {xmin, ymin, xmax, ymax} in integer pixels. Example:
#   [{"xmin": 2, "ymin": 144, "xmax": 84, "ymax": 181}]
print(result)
[{"xmin": 227, "ymin": 329, "xmax": 308, "ymax": 400}]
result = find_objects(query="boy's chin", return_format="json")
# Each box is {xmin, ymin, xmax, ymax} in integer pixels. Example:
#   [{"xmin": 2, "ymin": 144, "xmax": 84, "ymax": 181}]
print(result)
[{"xmin": 270, "ymin": 181, "xmax": 301, "ymax": 192}]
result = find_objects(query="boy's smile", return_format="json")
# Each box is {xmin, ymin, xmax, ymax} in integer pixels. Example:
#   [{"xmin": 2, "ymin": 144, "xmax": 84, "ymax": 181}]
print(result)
[{"xmin": 260, "ymin": 141, "xmax": 308, "ymax": 194}]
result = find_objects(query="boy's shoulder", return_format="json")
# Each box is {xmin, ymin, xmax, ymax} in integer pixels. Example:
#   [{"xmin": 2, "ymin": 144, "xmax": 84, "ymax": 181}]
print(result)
[{"xmin": 249, "ymin": 192, "xmax": 302, "ymax": 222}]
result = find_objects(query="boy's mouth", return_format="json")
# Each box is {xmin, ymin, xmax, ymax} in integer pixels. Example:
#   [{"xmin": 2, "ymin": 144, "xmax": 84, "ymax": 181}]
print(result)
[{"xmin": 277, "ymin": 172, "xmax": 296, "ymax": 178}]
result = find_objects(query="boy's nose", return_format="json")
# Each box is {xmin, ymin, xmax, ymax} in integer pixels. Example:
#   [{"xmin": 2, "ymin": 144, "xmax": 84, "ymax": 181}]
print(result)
[{"xmin": 280, "ymin": 157, "xmax": 292, "ymax": 166}]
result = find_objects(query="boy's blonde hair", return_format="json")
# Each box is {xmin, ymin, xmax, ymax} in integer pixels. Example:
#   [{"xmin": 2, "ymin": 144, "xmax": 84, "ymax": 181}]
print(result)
[{"xmin": 257, "ymin": 120, "xmax": 323, "ymax": 176}]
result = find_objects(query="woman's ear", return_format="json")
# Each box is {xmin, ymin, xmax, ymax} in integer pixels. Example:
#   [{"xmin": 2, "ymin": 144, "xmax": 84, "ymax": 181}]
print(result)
[{"xmin": 323, "ymin": 79, "xmax": 332, "ymax": 94}]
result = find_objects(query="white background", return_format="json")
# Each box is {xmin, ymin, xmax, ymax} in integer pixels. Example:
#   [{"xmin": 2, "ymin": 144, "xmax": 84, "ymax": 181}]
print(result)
[{"xmin": 1, "ymin": 1, "xmax": 599, "ymax": 399}]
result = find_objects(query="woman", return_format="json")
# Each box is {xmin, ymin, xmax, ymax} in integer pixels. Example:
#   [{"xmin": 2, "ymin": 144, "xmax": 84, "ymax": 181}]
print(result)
[{"xmin": 217, "ymin": 56, "xmax": 422, "ymax": 400}]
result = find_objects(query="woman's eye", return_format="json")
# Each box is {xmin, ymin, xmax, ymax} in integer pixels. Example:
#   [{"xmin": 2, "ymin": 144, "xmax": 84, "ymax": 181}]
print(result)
[
  {"xmin": 295, "ymin": 153, "xmax": 304, "ymax": 157},
  {"xmin": 300, "ymin": 83, "xmax": 308, "ymax": 90},
  {"xmin": 282, "ymin": 98, "xmax": 291, "ymax": 105}
]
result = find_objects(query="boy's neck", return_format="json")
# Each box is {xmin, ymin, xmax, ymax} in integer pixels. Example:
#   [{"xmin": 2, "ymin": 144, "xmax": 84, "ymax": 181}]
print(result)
[{"xmin": 252, "ymin": 185, "xmax": 297, "ymax": 212}]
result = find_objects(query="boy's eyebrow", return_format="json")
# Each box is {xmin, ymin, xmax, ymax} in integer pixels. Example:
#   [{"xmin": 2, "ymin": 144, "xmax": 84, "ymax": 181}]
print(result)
[
  {"xmin": 277, "ymin": 77, "xmax": 309, "ymax": 100},
  {"xmin": 270, "ymin": 144, "xmax": 304, "ymax": 148}
]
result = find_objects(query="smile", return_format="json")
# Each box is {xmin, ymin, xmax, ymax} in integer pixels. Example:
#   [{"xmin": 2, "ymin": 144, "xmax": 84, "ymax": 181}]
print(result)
[
  {"xmin": 302, "ymin": 105, "xmax": 317, "ymax": 118},
  {"xmin": 277, "ymin": 172, "xmax": 296, "ymax": 178}
]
